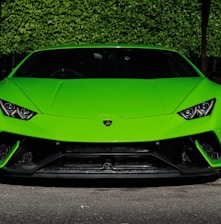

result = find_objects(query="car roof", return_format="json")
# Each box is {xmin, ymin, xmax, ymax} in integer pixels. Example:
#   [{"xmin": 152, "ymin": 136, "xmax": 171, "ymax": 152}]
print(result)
[{"xmin": 35, "ymin": 44, "xmax": 178, "ymax": 53}]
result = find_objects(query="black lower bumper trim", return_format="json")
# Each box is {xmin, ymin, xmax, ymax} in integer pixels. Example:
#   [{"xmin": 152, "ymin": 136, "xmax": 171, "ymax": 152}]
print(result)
[{"xmin": 1, "ymin": 169, "xmax": 220, "ymax": 179}]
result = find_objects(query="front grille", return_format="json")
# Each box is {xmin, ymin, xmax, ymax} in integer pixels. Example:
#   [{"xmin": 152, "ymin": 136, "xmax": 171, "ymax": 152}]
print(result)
[
  {"xmin": 0, "ymin": 131, "xmax": 220, "ymax": 175},
  {"xmin": 40, "ymin": 155, "xmax": 179, "ymax": 175}
]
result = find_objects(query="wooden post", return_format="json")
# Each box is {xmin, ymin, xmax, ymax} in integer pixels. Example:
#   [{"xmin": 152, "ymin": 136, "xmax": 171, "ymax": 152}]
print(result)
[{"xmin": 201, "ymin": 0, "xmax": 211, "ymax": 76}]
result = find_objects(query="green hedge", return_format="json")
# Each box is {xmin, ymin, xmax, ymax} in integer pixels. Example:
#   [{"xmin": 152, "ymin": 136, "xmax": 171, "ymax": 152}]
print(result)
[{"xmin": 0, "ymin": 0, "xmax": 221, "ymax": 57}]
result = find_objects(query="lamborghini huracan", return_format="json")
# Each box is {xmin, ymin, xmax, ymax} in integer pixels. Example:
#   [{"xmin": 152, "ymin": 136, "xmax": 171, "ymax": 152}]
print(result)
[{"xmin": 0, "ymin": 44, "xmax": 221, "ymax": 179}]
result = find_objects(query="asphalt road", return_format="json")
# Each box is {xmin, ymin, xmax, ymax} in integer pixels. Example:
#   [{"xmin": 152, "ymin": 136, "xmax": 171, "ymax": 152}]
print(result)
[{"xmin": 0, "ymin": 177, "xmax": 221, "ymax": 224}]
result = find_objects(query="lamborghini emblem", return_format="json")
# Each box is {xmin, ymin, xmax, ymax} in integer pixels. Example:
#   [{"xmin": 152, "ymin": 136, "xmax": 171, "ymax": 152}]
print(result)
[{"xmin": 103, "ymin": 120, "xmax": 112, "ymax": 126}]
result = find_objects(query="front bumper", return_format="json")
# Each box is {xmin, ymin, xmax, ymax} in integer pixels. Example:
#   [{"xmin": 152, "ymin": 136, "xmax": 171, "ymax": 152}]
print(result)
[{"xmin": 0, "ymin": 131, "xmax": 221, "ymax": 178}]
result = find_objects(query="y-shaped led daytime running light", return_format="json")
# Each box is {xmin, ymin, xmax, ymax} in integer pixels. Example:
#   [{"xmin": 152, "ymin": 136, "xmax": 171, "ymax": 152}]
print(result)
[
  {"xmin": 0, "ymin": 100, "xmax": 36, "ymax": 120},
  {"xmin": 178, "ymin": 99, "xmax": 215, "ymax": 120}
]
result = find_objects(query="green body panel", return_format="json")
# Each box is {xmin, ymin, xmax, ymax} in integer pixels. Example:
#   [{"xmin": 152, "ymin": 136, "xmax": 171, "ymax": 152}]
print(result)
[
  {"xmin": 3, "ymin": 77, "xmax": 202, "ymax": 117},
  {"xmin": 0, "ymin": 76, "xmax": 221, "ymax": 143}
]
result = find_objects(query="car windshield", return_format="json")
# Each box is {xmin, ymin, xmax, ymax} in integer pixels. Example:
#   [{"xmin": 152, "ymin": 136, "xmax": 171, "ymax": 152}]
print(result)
[{"xmin": 14, "ymin": 48, "xmax": 199, "ymax": 79}]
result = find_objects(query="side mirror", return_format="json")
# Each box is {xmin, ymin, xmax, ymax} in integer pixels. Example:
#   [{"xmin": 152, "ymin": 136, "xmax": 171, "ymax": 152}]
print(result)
[{"xmin": 208, "ymin": 71, "xmax": 221, "ymax": 85}]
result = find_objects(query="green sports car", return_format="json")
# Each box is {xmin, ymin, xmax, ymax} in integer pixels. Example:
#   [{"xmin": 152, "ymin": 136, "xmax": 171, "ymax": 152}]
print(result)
[{"xmin": 0, "ymin": 44, "xmax": 221, "ymax": 179}]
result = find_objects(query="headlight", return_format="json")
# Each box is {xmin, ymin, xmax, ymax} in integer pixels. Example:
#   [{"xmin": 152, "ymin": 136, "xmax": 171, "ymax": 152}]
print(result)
[
  {"xmin": 178, "ymin": 99, "xmax": 215, "ymax": 120},
  {"xmin": 0, "ymin": 100, "xmax": 36, "ymax": 120}
]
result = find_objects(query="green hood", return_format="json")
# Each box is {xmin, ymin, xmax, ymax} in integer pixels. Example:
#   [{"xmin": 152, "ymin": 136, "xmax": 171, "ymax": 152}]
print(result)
[{"xmin": 6, "ymin": 77, "xmax": 202, "ymax": 118}]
